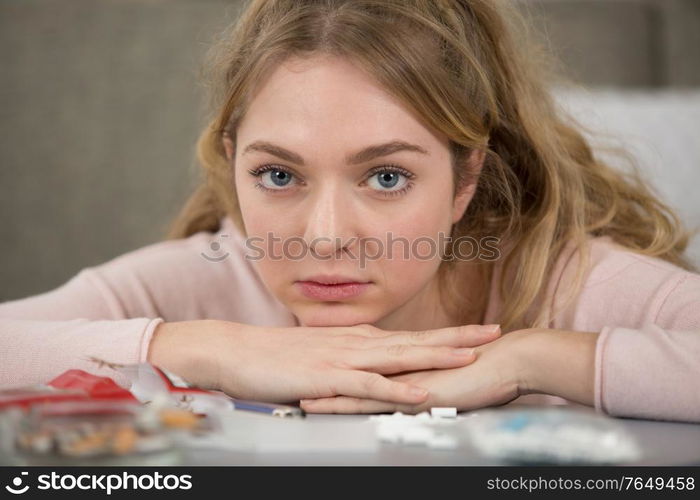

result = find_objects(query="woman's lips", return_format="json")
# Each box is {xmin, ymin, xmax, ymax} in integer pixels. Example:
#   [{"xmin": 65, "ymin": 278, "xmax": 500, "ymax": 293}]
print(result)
[{"xmin": 295, "ymin": 281, "xmax": 371, "ymax": 301}]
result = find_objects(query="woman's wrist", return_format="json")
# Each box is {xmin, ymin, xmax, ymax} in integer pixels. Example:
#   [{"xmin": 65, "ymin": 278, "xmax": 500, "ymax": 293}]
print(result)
[
  {"xmin": 147, "ymin": 319, "xmax": 230, "ymax": 391},
  {"xmin": 507, "ymin": 327, "xmax": 599, "ymax": 406}
]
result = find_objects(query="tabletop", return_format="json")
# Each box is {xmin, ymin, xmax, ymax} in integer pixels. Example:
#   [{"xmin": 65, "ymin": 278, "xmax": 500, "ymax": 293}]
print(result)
[{"xmin": 180, "ymin": 404, "xmax": 700, "ymax": 466}]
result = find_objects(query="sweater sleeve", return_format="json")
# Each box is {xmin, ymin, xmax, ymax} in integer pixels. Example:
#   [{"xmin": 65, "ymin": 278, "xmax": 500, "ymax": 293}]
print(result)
[
  {"xmin": 593, "ymin": 271, "xmax": 700, "ymax": 423},
  {"xmin": 0, "ymin": 216, "xmax": 297, "ymax": 390},
  {"xmin": 0, "ymin": 267, "xmax": 164, "ymax": 388}
]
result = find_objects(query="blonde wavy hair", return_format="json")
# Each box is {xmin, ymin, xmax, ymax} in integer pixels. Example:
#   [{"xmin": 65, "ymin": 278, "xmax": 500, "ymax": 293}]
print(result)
[{"xmin": 167, "ymin": 0, "xmax": 697, "ymax": 331}]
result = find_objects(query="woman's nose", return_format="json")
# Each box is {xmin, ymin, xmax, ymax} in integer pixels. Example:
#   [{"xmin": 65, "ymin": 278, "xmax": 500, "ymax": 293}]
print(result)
[{"xmin": 303, "ymin": 187, "xmax": 355, "ymax": 258}]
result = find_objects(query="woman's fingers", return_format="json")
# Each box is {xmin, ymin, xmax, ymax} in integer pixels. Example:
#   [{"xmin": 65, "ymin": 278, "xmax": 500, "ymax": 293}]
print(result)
[
  {"xmin": 314, "ymin": 323, "xmax": 381, "ymax": 337},
  {"xmin": 331, "ymin": 370, "xmax": 430, "ymax": 405},
  {"xmin": 376, "ymin": 323, "xmax": 501, "ymax": 348},
  {"xmin": 300, "ymin": 396, "xmax": 399, "ymax": 414},
  {"xmin": 343, "ymin": 344, "xmax": 477, "ymax": 374},
  {"xmin": 317, "ymin": 324, "xmax": 500, "ymax": 352}
]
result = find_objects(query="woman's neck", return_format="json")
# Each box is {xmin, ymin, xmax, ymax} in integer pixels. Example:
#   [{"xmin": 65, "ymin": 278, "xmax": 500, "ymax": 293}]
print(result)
[{"xmin": 373, "ymin": 263, "xmax": 485, "ymax": 332}]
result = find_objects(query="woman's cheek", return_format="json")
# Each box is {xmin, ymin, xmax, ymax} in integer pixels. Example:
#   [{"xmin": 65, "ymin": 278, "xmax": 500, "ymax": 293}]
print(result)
[{"xmin": 379, "ymin": 248, "xmax": 439, "ymax": 296}]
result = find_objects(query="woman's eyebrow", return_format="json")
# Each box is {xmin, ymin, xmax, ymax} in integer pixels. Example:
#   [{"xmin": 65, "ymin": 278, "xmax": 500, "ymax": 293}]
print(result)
[{"xmin": 241, "ymin": 140, "xmax": 429, "ymax": 166}]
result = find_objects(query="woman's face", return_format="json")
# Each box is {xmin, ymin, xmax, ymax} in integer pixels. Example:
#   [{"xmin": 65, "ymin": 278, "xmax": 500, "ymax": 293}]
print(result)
[{"xmin": 225, "ymin": 55, "xmax": 482, "ymax": 328}]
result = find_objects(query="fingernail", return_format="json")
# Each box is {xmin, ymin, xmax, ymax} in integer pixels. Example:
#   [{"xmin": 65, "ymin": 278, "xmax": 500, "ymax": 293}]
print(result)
[
  {"xmin": 478, "ymin": 324, "xmax": 500, "ymax": 335},
  {"xmin": 452, "ymin": 347, "xmax": 475, "ymax": 356},
  {"xmin": 410, "ymin": 386, "xmax": 428, "ymax": 398}
]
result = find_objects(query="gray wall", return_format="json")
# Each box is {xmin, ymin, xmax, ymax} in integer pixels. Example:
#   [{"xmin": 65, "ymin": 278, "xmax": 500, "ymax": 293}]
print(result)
[
  {"xmin": 0, "ymin": 0, "xmax": 236, "ymax": 300},
  {"xmin": 1, "ymin": 0, "xmax": 699, "ymax": 300},
  {"xmin": 523, "ymin": 0, "xmax": 700, "ymax": 88}
]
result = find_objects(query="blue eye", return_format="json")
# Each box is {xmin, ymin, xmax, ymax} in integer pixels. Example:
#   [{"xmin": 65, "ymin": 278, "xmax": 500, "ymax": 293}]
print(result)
[
  {"xmin": 369, "ymin": 171, "xmax": 404, "ymax": 190},
  {"xmin": 247, "ymin": 165, "xmax": 296, "ymax": 191},
  {"xmin": 261, "ymin": 169, "xmax": 293, "ymax": 188}
]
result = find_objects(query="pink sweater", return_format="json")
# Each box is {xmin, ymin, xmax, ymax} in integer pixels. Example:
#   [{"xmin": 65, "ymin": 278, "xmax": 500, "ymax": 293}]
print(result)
[{"xmin": 1, "ymin": 216, "xmax": 699, "ymax": 422}]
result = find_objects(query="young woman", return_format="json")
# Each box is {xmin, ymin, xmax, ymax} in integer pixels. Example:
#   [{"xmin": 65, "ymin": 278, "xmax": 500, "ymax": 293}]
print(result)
[{"xmin": 1, "ymin": 0, "xmax": 698, "ymax": 423}]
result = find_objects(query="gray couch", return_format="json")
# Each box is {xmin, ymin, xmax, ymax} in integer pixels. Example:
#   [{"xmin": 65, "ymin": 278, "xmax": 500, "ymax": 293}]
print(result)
[{"xmin": 1, "ymin": 0, "xmax": 699, "ymax": 300}]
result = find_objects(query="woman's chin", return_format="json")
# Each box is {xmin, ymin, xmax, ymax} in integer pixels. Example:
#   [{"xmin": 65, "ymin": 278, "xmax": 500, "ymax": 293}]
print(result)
[{"xmin": 293, "ymin": 304, "xmax": 381, "ymax": 328}]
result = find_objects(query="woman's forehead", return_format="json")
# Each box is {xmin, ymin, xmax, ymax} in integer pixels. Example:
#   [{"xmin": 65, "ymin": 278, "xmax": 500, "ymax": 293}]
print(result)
[{"xmin": 237, "ymin": 58, "xmax": 449, "ymax": 158}]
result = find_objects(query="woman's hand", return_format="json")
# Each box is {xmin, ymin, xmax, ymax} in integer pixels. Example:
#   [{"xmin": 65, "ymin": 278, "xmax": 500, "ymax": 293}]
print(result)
[
  {"xmin": 298, "ymin": 329, "xmax": 530, "ymax": 414},
  {"xmin": 147, "ymin": 319, "xmax": 502, "ymax": 405},
  {"xmin": 298, "ymin": 328, "xmax": 600, "ymax": 414}
]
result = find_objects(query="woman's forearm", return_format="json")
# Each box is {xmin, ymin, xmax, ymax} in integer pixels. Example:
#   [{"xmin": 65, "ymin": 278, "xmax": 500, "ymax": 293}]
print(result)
[{"xmin": 513, "ymin": 328, "xmax": 599, "ymax": 406}]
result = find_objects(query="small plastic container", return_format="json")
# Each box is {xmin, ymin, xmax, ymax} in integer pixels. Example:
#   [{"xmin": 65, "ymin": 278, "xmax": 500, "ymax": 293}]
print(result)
[
  {"xmin": 465, "ymin": 407, "xmax": 643, "ymax": 464},
  {"xmin": 0, "ymin": 399, "xmax": 188, "ymax": 466}
]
